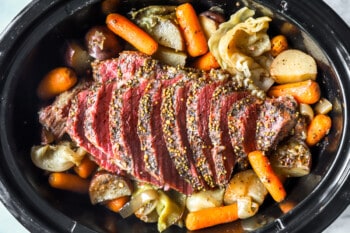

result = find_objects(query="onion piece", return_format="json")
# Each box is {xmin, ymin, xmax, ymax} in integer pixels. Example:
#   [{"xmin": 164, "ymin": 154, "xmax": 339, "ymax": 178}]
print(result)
[
  {"xmin": 314, "ymin": 97, "xmax": 332, "ymax": 115},
  {"xmin": 237, "ymin": 196, "xmax": 259, "ymax": 219},
  {"xmin": 186, "ymin": 189, "xmax": 224, "ymax": 212},
  {"xmin": 299, "ymin": 103, "xmax": 314, "ymax": 121},
  {"xmin": 119, "ymin": 189, "xmax": 159, "ymax": 218},
  {"xmin": 31, "ymin": 141, "xmax": 86, "ymax": 172}
]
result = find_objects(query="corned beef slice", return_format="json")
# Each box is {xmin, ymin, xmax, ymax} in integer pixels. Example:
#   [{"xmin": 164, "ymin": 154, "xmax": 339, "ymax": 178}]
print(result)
[
  {"xmin": 209, "ymin": 85, "xmax": 249, "ymax": 186},
  {"xmin": 186, "ymin": 78, "xmax": 222, "ymax": 188},
  {"xmin": 91, "ymin": 51, "xmax": 165, "ymax": 83},
  {"xmin": 66, "ymin": 89, "xmax": 120, "ymax": 173},
  {"xmin": 161, "ymin": 80, "xmax": 207, "ymax": 191},
  {"xmin": 228, "ymin": 95, "xmax": 263, "ymax": 170},
  {"xmin": 138, "ymin": 79, "xmax": 193, "ymax": 194},
  {"xmin": 84, "ymin": 82, "xmax": 116, "ymax": 157},
  {"xmin": 255, "ymin": 96, "xmax": 298, "ymax": 151},
  {"xmin": 38, "ymin": 80, "xmax": 91, "ymax": 140},
  {"xmin": 47, "ymin": 51, "xmax": 300, "ymax": 194}
]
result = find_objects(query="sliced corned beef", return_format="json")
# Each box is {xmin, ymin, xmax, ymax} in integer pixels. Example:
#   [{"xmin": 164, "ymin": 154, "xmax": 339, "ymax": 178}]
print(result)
[
  {"xmin": 38, "ymin": 80, "xmax": 91, "ymax": 141},
  {"xmin": 186, "ymin": 78, "xmax": 222, "ymax": 188},
  {"xmin": 209, "ymin": 85, "xmax": 249, "ymax": 186},
  {"xmin": 45, "ymin": 51, "xmax": 302, "ymax": 194},
  {"xmin": 84, "ymin": 81, "xmax": 116, "ymax": 157},
  {"xmin": 91, "ymin": 51, "xmax": 165, "ymax": 84},
  {"xmin": 161, "ymin": 80, "xmax": 207, "ymax": 191},
  {"xmin": 138, "ymin": 79, "xmax": 193, "ymax": 194},
  {"xmin": 66, "ymin": 89, "xmax": 119, "ymax": 173},
  {"xmin": 109, "ymin": 79, "xmax": 161, "ymax": 186},
  {"xmin": 255, "ymin": 96, "xmax": 298, "ymax": 151},
  {"xmin": 228, "ymin": 95, "xmax": 263, "ymax": 170}
]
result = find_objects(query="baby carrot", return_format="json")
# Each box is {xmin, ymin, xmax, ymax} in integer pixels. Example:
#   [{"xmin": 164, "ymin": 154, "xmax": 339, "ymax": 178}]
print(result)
[
  {"xmin": 106, "ymin": 13, "xmax": 158, "ymax": 55},
  {"xmin": 306, "ymin": 114, "xmax": 332, "ymax": 146},
  {"xmin": 74, "ymin": 156, "xmax": 98, "ymax": 179},
  {"xmin": 271, "ymin": 35, "xmax": 288, "ymax": 57},
  {"xmin": 267, "ymin": 79, "xmax": 321, "ymax": 104},
  {"xmin": 185, "ymin": 203, "xmax": 239, "ymax": 231},
  {"xmin": 48, "ymin": 172, "xmax": 90, "ymax": 194},
  {"xmin": 105, "ymin": 196, "xmax": 130, "ymax": 213},
  {"xmin": 248, "ymin": 151, "xmax": 286, "ymax": 202},
  {"xmin": 176, "ymin": 3, "xmax": 208, "ymax": 57},
  {"xmin": 279, "ymin": 200, "xmax": 296, "ymax": 214},
  {"xmin": 37, "ymin": 67, "xmax": 77, "ymax": 100},
  {"xmin": 191, "ymin": 51, "xmax": 220, "ymax": 71}
]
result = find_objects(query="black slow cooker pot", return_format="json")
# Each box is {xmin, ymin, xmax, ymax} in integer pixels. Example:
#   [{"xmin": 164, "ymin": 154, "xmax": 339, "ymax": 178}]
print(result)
[{"xmin": 1, "ymin": 0, "xmax": 350, "ymax": 232}]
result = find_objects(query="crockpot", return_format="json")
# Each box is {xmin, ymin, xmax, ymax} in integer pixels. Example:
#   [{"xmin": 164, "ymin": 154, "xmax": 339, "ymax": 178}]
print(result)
[{"xmin": 1, "ymin": 0, "xmax": 350, "ymax": 232}]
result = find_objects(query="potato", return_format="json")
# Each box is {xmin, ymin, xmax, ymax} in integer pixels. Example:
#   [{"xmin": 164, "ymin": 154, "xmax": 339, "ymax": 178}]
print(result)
[
  {"xmin": 89, "ymin": 171, "xmax": 133, "ymax": 204},
  {"xmin": 199, "ymin": 15, "xmax": 219, "ymax": 39},
  {"xmin": 186, "ymin": 189, "xmax": 224, "ymax": 212},
  {"xmin": 153, "ymin": 45, "xmax": 187, "ymax": 67},
  {"xmin": 149, "ymin": 18, "xmax": 185, "ymax": 51},
  {"xmin": 224, "ymin": 170, "xmax": 267, "ymax": 206},
  {"xmin": 199, "ymin": 10, "xmax": 225, "ymax": 39},
  {"xmin": 270, "ymin": 139, "xmax": 312, "ymax": 177},
  {"xmin": 131, "ymin": 6, "xmax": 185, "ymax": 51},
  {"xmin": 270, "ymin": 49, "xmax": 317, "ymax": 84}
]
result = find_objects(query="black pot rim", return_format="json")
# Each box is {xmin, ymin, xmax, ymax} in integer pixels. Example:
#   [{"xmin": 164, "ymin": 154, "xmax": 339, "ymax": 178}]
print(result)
[{"xmin": 0, "ymin": 0, "xmax": 350, "ymax": 233}]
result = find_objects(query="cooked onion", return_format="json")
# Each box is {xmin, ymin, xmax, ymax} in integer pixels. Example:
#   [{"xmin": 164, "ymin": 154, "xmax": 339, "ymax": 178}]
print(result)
[
  {"xmin": 119, "ymin": 189, "xmax": 159, "ymax": 218},
  {"xmin": 314, "ymin": 97, "xmax": 332, "ymax": 115},
  {"xmin": 186, "ymin": 189, "xmax": 224, "ymax": 212},
  {"xmin": 237, "ymin": 196, "xmax": 259, "ymax": 219},
  {"xmin": 31, "ymin": 141, "xmax": 86, "ymax": 172},
  {"xmin": 299, "ymin": 103, "xmax": 314, "ymax": 121}
]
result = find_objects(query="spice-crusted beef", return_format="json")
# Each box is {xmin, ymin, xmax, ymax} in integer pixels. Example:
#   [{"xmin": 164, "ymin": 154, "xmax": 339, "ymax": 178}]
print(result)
[
  {"xmin": 209, "ymin": 86, "xmax": 249, "ymax": 186},
  {"xmin": 84, "ymin": 82, "xmax": 116, "ymax": 157},
  {"xmin": 161, "ymin": 79, "xmax": 208, "ymax": 191},
  {"xmin": 255, "ymin": 96, "xmax": 298, "ymax": 151},
  {"xmin": 228, "ymin": 95, "xmax": 263, "ymax": 170},
  {"xmin": 109, "ymin": 79, "xmax": 161, "ymax": 186},
  {"xmin": 92, "ymin": 51, "xmax": 166, "ymax": 84},
  {"xmin": 186, "ymin": 78, "xmax": 223, "ymax": 188},
  {"xmin": 138, "ymin": 79, "xmax": 193, "ymax": 194},
  {"xmin": 66, "ymin": 90, "xmax": 119, "ymax": 172},
  {"xmin": 41, "ymin": 51, "xmax": 302, "ymax": 194},
  {"xmin": 38, "ymin": 80, "xmax": 91, "ymax": 141}
]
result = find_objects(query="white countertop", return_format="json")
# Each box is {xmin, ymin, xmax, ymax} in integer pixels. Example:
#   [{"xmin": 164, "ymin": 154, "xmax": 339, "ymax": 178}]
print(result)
[{"xmin": 0, "ymin": 0, "xmax": 349, "ymax": 233}]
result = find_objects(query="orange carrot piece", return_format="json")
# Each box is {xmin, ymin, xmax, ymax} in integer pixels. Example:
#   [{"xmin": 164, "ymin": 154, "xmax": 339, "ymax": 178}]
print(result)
[
  {"xmin": 271, "ymin": 35, "xmax": 288, "ymax": 57},
  {"xmin": 176, "ymin": 3, "xmax": 208, "ymax": 57},
  {"xmin": 74, "ymin": 156, "xmax": 98, "ymax": 179},
  {"xmin": 106, "ymin": 13, "xmax": 158, "ymax": 55},
  {"xmin": 48, "ymin": 172, "xmax": 90, "ymax": 194},
  {"xmin": 105, "ymin": 196, "xmax": 130, "ymax": 213},
  {"xmin": 267, "ymin": 79, "xmax": 321, "ymax": 104},
  {"xmin": 191, "ymin": 52, "xmax": 220, "ymax": 71},
  {"xmin": 279, "ymin": 200, "xmax": 296, "ymax": 214},
  {"xmin": 306, "ymin": 114, "xmax": 332, "ymax": 146},
  {"xmin": 185, "ymin": 203, "xmax": 239, "ymax": 231},
  {"xmin": 37, "ymin": 67, "xmax": 77, "ymax": 100},
  {"xmin": 248, "ymin": 151, "xmax": 286, "ymax": 202}
]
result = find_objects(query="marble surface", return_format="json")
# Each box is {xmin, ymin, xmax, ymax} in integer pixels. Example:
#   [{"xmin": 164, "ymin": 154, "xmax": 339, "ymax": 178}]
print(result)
[{"xmin": 0, "ymin": 0, "xmax": 349, "ymax": 233}]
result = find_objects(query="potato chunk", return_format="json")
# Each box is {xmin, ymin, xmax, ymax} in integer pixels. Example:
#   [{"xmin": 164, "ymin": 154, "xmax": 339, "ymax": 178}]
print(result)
[
  {"xmin": 270, "ymin": 49, "xmax": 317, "ymax": 84},
  {"xmin": 89, "ymin": 171, "xmax": 133, "ymax": 204}
]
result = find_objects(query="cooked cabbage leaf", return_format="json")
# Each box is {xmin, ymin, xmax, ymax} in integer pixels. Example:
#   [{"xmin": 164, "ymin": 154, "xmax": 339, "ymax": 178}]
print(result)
[
  {"xmin": 209, "ymin": 7, "xmax": 274, "ymax": 92},
  {"xmin": 31, "ymin": 141, "xmax": 86, "ymax": 172}
]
